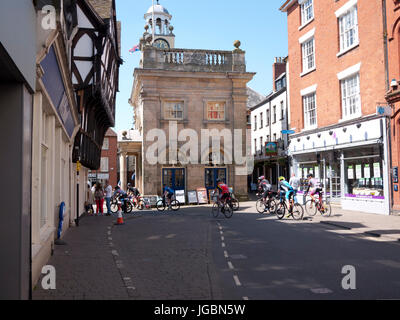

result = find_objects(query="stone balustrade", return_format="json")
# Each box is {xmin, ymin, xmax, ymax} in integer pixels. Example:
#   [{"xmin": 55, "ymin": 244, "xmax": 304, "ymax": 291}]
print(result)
[{"xmin": 140, "ymin": 47, "xmax": 246, "ymax": 72}]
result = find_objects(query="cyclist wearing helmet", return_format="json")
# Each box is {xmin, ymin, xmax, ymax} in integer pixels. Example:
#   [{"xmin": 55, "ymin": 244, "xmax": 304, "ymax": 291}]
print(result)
[
  {"xmin": 278, "ymin": 176, "xmax": 295, "ymax": 201},
  {"xmin": 216, "ymin": 179, "xmax": 230, "ymax": 204},
  {"xmin": 163, "ymin": 184, "xmax": 175, "ymax": 207},
  {"xmin": 306, "ymin": 174, "xmax": 322, "ymax": 204},
  {"xmin": 257, "ymin": 176, "xmax": 272, "ymax": 200},
  {"xmin": 113, "ymin": 186, "xmax": 128, "ymax": 212}
]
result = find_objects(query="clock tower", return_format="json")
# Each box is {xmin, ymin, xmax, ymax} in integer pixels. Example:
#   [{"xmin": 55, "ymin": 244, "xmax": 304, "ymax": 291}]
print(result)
[{"xmin": 144, "ymin": 1, "xmax": 175, "ymax": 49}]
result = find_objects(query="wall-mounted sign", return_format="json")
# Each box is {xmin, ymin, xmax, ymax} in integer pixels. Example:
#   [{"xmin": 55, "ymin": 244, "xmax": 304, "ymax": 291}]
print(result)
[
  {"xmin": 393, "ymin": 167, "xmax": 399, "ymax": 183},
  {"xmin": 376, "ymin": 105, "xmax": 392, "ymax": 117},
  {"xmin": 40, "ymin": 45, "xmax": 75, "ymax": 138},
  {"xmin": 265, "ymin": 142, "xmax": 278, "ymax": 156},
  {"xmin": 281, "ymin": 130, "xmax": 295, "ymax": 134}
]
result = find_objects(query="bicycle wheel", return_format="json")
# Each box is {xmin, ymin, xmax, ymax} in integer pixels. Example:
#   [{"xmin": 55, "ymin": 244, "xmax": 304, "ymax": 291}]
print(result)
[
  {"xmin": 276, "ymin": 202, "xmax": 286, "ymax": 219},
  {"xmin": 110, "ymin": 202, "xmax": 119, "ymax": 213},
  {"xmin": 156, "ymin": 200, "xmax": 166, "ymax": 212},
  {"xmin": 223, "ymin": 203, "xmax": 233, "ymax": 218},
  {"xmin": 170, "ymin": 199, "xmax": 180, "ymax": 211},
  {"xmin": 292, "ymin": 203, "xmax": 304, "ymax": 220},
  {"xmin": 125, "ymin": 202, "xmax": 133, "ymax": 213},
  {"xmin": 137, "ymin": 200, "xmax": 145, "ymax": 210},
  {"xmin": 266, "ymin": 199, "xmax": 278, "ymax": 214},
  {"xmin": 231, "ymin": 199, "xmax": 239, "ymax": 211},
  {"xmin": 212, "ymin": 203, "xmax": 219, "ymax": 218},
  {"xmin": 256, "ymin": 199, "xmax": 267, "ymax": 213},
  {"xmin": 304, "ymin": 200, "xmax": 317, "ymax": 216},
  {"xmin": 320, "ymin": 202, "xmax": 332, "ymax": 217}
]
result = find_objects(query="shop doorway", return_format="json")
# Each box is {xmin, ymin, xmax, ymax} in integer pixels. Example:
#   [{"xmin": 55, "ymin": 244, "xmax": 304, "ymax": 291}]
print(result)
[
  {"xmin": 162, "ymin": 168, "xmax": 185, "ymax": 191},
  {"xmin": 205, "ymin": 168, "xmax": 227, "ymax": 192}
]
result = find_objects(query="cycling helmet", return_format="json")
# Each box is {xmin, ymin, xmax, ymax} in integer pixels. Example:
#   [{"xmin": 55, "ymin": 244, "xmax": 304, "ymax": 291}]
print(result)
[
  {"xmin": 307, "ymin": 174, "xmax": 314, "ymax": 178},
  {"xmin": 127, "ymin": 183, "xmax": 131, "ymax": 187},
  {"xmin": 115, "ymin": 186, "xmax": 120, "ymax": 190},
  {"xmin": 278, "ymin": 176, "xmax": 285, "ymax": 181},
  {"xmin": 258, "ymin": 176, "xmax": 265, "ymax": 180}
]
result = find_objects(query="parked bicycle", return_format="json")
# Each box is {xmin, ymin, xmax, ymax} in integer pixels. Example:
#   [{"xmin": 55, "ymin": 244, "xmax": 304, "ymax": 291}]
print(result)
[
  {"xmin": 256, "ymin": 190, "xmax": 278, "ymax": 214},
  {"xmin": 304, "ymin": 190, "xmax": 332, "ymax": 217},
  {"xmin": 275, "ymin": 192, "xmax": 304, "ymax": 220}
]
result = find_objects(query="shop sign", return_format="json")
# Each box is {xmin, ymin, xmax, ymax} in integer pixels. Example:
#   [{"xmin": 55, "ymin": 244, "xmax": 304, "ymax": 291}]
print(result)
[
  {"xmin": 175, "ymin": 190, "xmax": 186, "ymax": 204},
  {"xmin": 187, "ymin": 190, "xmax": 198, "ymax": 204},
  {"xmin": 376, "ymin": 105, "xmax": 392, "ymax": 117},
  {"xmin": 355, "ymin": 165, "xmax": 362, "ymax": 179},
  {"xmin": 373, "ymin": 163, "xmax": 381, "ymax": 178},
  {"xmin": 364, "ymin": 164, "xmax": 370, "ymax": 179},
  {"xmin": 265, "ymin": 142, "xmax": 278, "ymax": 156},
  {"xmin": 314, "ymin": 166, "xmax": 319, "ymax": 179},
  {"xmin": 40, "ymin": 45, "xmax": 75, "ymax": 137},
  {"xmin": 196, "ymin": 188, "xmax": 208, "ymax": 204},
  {"xmin": 348, "ymin": 165, "xmax": 354, "ymax": 179}
]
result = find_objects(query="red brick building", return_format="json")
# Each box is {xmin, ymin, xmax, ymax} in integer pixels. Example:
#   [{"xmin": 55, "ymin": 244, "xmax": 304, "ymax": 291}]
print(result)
[
  {"xmin": 385, "ymin": 0, "xmax": 400, "ymax": 212},
  {"xmin": 88, "ymin": 128, "xmax": 118, "ymax": 187},
  {"xmin": 280, "ymin": 0, "xmax": 391, "ymax": 214}
]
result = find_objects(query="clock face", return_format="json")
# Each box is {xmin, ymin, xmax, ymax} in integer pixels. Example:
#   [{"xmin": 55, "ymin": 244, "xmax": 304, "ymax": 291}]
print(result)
[{"xmin": 154, "ymin": 38, "xmax": 170, "ymax": 49}]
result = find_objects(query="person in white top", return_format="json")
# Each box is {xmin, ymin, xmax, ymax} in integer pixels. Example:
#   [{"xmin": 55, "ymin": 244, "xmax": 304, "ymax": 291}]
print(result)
[
  {"xmin": 289, "ymin": 173, "xmax": 301, "ymax": 203},
  {"xmin": 104, "ymin": 180, "xmax": 113, "ymax": 216}
]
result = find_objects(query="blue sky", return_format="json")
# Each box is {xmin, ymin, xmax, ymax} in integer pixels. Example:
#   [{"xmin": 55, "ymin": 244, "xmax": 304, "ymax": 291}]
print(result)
[{"xmin": 114, "ymin": 0, "xmax": 288, "ymax": 132}]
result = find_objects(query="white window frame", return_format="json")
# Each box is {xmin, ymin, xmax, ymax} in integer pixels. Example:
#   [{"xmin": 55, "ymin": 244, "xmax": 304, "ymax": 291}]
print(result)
[
  {"xmin": 100, "ymin": 157, "xmax": 109, "ymax": 172},
  {"xmin": 206, "ymin": 101, "xmax": 226, "ymax": 121},
  {"xmin": 164, "ymin": 101, "xmax": 184, "ymax": 120},
  {"xmin": 340, "ymin": 73, "xmax": 361, "ymax": 120},
  {"xmin": 300, "ymin": 0, "xmax": 314, "ymax": 28},
  {"xmin": 336, "ymin": 1, "xmax": 359, "ymax": 56},
  {"xmin": 301, "ymin": 37, "xmax": 315, "ymax": 75},
  {"xmin": 301, "ymin": 88, "xmax": 317, "ymax": 130},
  {"xmin": 102, "ymin": 137, "xmax": 109, "ymax": 150}
]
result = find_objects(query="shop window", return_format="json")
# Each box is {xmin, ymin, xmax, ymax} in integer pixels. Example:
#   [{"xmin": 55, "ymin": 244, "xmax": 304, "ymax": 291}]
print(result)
[{"xmin": 345, "ymin": 158, "xmax": 384, "ymax": 199}]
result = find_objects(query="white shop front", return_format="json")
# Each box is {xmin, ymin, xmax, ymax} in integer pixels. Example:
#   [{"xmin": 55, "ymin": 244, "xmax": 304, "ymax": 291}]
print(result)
[{"xmin": 289, "ymin": 116, "xmax": 390, "ymax": 215}]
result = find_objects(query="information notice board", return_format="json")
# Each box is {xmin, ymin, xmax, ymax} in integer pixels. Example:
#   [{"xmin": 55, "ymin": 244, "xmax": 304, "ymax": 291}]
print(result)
[{"xmin": 196, "ymin": 188, "xmax": 208, "ymax": 204}]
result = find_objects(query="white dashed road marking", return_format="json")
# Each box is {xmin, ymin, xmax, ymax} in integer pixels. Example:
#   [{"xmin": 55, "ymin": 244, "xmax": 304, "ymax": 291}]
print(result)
[
  {"xmin": 221, "ymin": 242, "xmax": 226, "ymax": 248},
  {"xmin": 243, "ymin": 296, "xmax": 249, "ymax": 300},
  {"xmin": 233, "ymin": 275, "xmax": 242, "ymax": 286},
  {"xmin": 227, "ymin": 261, "xmax": 235, "ymax": 270},
  {"xmin": 224, "ymin": 250, "xmax": 229, "ymax": 258}
]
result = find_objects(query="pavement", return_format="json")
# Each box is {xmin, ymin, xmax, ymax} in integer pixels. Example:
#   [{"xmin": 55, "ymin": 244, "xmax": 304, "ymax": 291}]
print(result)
[
  {"xmin": 32, "ymin": 199, "xmax": 400, "ymax": 300},
  {"xmin": 245, "ymin": 192, "xmax": 400, "ymax": 242}
]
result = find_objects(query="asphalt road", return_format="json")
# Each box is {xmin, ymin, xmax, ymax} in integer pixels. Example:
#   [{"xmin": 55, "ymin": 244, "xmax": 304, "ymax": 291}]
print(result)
[{"xmin": 108, "ymin": 205, "xmax": 400, "ymax": 300}]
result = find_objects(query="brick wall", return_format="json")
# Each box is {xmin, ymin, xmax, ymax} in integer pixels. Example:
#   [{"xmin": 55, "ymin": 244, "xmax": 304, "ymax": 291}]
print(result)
[{"xmin": 286, "ymin": 0, "xmax": 386, "ymax": 133}]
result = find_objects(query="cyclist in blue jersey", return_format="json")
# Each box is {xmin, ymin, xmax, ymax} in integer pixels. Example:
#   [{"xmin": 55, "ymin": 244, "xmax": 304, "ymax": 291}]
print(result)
[
  {"xmin": 163, "ymin": 184, "xmax": 175, "ymax": 208},
  {"xmin": 113, "ymin": 186, "xmax": 128, "ymax": 213},
  {"xmin": 278, "ymin": 176, "xmax": 295, "ymax": 218}
]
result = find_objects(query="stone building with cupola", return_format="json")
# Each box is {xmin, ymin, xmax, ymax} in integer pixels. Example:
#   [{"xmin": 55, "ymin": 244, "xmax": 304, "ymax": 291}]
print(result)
[{"xmin": 124, "ymin": 1, "xmax": 255, "ymax": 201}]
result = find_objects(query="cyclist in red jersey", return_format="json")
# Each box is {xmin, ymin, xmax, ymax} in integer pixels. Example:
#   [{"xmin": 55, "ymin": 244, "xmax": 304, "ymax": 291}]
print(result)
[{"xmin": 216, "ymin": 179, "xmax": 230, "ymax": 204}]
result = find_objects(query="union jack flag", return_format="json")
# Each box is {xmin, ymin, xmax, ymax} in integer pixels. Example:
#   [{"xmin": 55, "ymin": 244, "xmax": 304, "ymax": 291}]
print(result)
[{"xmin": 129, "ymin": 44, "xmax": 140, "ymax": 54}]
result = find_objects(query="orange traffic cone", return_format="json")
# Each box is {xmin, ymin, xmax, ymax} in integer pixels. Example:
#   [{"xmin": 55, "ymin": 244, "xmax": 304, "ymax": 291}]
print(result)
[{"xmin": 115, "ymin": 204, "xmax": 124, "ymax": 225}]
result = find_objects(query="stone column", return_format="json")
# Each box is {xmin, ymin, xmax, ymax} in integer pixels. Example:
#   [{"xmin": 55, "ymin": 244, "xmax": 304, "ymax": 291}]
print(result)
[{"xmin": 119, "ymin": 152, "xmax": 127, "ymax": 191}]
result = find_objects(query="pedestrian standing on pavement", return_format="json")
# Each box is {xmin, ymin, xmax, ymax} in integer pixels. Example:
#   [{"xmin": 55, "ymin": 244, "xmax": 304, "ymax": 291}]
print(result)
[
  {"xmin": 85, "ymin": 184, "xmax": 95, "ymax": 215},
  {"xmin": 94, "ymin": 183, "xmax": 105, "ymax": 216},
  {"xmin": 104, "ymin": 180, "xmax": 113, "ymax": 216},
  {"xmin": 289, "ymin": 173, "xmax": 301, "ymax": 203}
]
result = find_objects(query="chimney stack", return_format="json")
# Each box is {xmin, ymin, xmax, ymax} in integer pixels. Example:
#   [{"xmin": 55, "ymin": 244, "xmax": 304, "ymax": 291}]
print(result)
[{"xmin": 272, "ymin": 57, "xmax": 286, "ymax": 91}]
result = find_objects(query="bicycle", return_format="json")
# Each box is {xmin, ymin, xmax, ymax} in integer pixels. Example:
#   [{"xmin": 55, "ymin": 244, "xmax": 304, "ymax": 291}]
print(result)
[
  {"xmin": 304, "ymin": 190, "xmax": 332, "ymax": 217},
  {"xmin": 256, "ymin": 191, "xmax": 278, "ymax": 214},
  {"xmin": 275, "ymin": 192, "xmax": 304, "ymax": 220},
  {"xmin": 211, "ymin": 193, "xmax": 234, "ymax": 218},
  {"xmin": 156, "ymin": 196, "xmax": 180, "ymax": 212},
  {"xmin": 110, "ymin": 195, "xmax": 132, "ymax": 213}
]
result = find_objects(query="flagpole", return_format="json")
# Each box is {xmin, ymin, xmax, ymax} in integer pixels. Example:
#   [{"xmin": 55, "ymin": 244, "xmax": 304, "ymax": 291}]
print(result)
[{"xmin": 152, "ymin": 0, "xmax": 155, "ymax": 45}]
